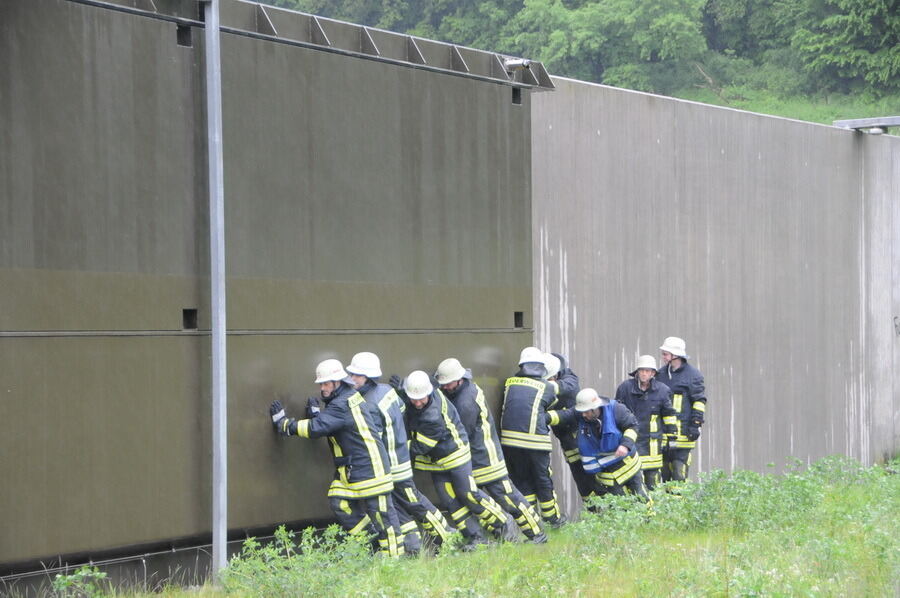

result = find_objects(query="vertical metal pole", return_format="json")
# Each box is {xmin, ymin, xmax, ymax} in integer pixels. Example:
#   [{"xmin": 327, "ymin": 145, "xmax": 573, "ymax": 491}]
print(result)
[{"xmin": 203, "ymin": 0, "xmax": 228, "ymax": 581}]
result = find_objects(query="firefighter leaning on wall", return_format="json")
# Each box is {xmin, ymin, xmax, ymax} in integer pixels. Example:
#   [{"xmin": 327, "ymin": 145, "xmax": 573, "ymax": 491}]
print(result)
[
  {"xmin": 345, "ymin": 352, "xmax": 455, "ymax": 554},
  {"xmin": 614, "ymin": 355, "xmax": 678, "ymax": 490},
  {"xmin": 398, "ymin": 370, "xmax": 518, "ymax": 547},
  {"xmin": 655, "ymin": 337, "xmax": 707, "ymax": 482},
  {"xmin": 569, "ymin": 388, "xmax": 647, "ymax": 499},
  {"xmin": 499, "ymin": 347, "xmax": 567, "ymax": 526},
  {"xmin": 435, "ymin": 358, "xmax": 547, "ymax": 544},
  {"xmin": 268, "ymin": 359, "xmax": 404, "ymax": 557}
]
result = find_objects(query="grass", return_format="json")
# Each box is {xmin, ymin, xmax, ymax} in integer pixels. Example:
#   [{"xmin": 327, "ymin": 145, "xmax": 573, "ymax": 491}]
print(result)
[
  {"xmin": 49, "ymin": 456, "xmax": 899, "ymax": 597},
  {"xmin": 673, "ymin": 88, "xmax": 900, "ymax": 126}
]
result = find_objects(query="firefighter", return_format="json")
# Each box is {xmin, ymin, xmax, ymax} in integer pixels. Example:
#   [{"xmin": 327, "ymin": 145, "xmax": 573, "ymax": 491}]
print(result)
[
  {"xmin": 435, "ymin": 357, "xmax": 547, "ymax": 544},
  {"xmin": 400, "ymin": 370, "xmax": 518, "ymax": 547},
  {"xmin": 614, "ymin": 355, "xmax": 677, "ymax": 490},
  {"xmin": 499, "ymin": 347, "xmax": 566, "ymax": 526},
  {"xmin": 268, "ymin": 359, "xmax": 404, "ymax": 557},
  {"xmin": 572, "ymin": 388, "xmax": 646, "ymax": 499},
  {"xmin": 543, "ymin": 352, "xmax": 601, "ymax": 500},
  {"xmin": 656, "ymin": 337, "xmax": 707, "ymax": 482},
  {"xmin": 346, "ymin": 352, "xmax": 455, "ymax": 553}
]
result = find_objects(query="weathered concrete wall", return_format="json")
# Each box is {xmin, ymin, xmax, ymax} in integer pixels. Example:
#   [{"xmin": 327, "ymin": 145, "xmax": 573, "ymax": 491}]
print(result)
[
  {"xmin": 532, "ymin": 78, "xmax": 899, "ymax": 514},
  {"xmin": 0, "ymin": 0, "xmax": 533, "ymax": 565}
]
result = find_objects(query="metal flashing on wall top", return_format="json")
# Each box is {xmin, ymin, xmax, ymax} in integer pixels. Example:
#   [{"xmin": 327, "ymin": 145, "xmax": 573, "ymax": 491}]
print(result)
[{"xmin": 67, "ymin": 0, "xmax": 555, "ymax": 91}]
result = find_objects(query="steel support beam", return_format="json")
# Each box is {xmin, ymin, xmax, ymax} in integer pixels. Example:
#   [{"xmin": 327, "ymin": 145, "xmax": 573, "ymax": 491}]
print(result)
[{"xmin": 202, "ymin": 0, "xmax": 228, "ymax": 581}]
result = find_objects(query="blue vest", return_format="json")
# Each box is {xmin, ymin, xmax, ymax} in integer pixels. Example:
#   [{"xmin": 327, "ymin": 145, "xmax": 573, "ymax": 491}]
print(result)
[{"xmin": 578, "ymin": 401, "xmax": 625, "ymax": 474}]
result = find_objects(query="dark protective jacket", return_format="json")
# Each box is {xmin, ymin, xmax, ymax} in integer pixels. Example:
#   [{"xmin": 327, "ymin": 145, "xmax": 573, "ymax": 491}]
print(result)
[
  {"xmin": 614, "ymin": 377, "xmax": 677, "ymax": 469},
  {"xmin": 443, "ymin": 372, "xmax": 508, "ymax": 485},
  {"xmin": 566, "ymin": 400, "xmax": 642, "ymax": 487},
  {"xmin": 549, "ymin": 354, "xmax": 581, "ymax": 461},
  {"xmin": 404, "ymin": 389, "xmax": 472, "ymax": 472},
  {"xmin": 656, "ymin": 360, "xmax": 707, "ymax": 449},
  {"xmin": 500, "ymin": 363, "xmax": 561, "ymax": 451},
  {"xmin": 291, "ymin": 381, "xmax": 394, "ymax": 499},
  {"xmin": 551, "ymin": 353, "xmax": 580, "ymax": 410},
  {"xmin": 359, "ymin": 379, "xmax": 413, "ymax": 482}
]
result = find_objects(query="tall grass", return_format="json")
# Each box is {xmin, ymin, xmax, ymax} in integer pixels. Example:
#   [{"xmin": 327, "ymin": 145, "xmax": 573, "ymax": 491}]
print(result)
[{"xmin": 62, "ymin": 456, "xmax": 899, "ymax": 597}]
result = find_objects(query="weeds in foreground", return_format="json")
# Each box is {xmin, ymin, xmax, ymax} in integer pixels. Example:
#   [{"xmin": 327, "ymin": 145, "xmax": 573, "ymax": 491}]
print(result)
[{"xmin": 48, "ymin": 456, "xmax": 899, "ymax": 597}]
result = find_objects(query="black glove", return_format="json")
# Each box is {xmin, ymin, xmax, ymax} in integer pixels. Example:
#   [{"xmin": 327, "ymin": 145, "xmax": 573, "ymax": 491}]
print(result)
[
  {"xmin": 389, "ymin": 374, "xmax": 403, "ymax": 391},
  {"xmin": 686, "ymin": 422, "xmax": 701, "ymax": 441},
  {"xmin": 269, "ymin": 400, "xmax": 286, "ymax": 431},
  {"xmin": 306, "ymin": 396, "xmax": 321, "ymax": 418}
]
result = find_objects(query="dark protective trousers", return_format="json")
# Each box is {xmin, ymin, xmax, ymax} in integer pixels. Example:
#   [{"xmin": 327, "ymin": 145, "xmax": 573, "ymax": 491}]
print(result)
[
  {"xmin": 642, "ymin": 468, "xmax": 661, "ymax": 491},
  {"xmin": 603, "ymin": 469, "xmax": 649, "ymax": 500},
  {"xmin": 431, "ymin": 462, "xmax": 509, "ymax": 541},
  {"xmin": 503, "ymin": 446, "xmax": 563, "ymax": 524},
  {"xmin": 661, "ymin": 447, "xmax": 692, "ymax": 482},
  {"xmin": 556, "ymin": 431, "xmax": 603, "ymax": 498},
  {"xmin": 480, "ymin": 477, "xmax": 544, "ymax": 539},
  {"xmin": 328, "ymin": 493, "xmax": 404, "ymax": 557},
  {"xmin": 391, "ymin": 477, "xmax": 454, "ymax": 552}
]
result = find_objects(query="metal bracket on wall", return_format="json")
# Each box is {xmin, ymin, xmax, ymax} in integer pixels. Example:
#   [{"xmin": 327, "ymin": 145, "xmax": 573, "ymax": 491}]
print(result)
[
  {"xmin": 310, "ymin": 16, "xmax": 331, "ymax": 47},
  {"xmin": 63, "ymin": 0, "xmax": 555, "ymax": 91},
  {"xmin": 255, "ymin": 4, "xmax": 277, "ymax": 37},
  {"xmin": 360, "ymin": 27, "xmax": 381, "ymax": 57},
  {"xmin": 833, "ymin": 116, "xmax": 900, "ymax": 135}
]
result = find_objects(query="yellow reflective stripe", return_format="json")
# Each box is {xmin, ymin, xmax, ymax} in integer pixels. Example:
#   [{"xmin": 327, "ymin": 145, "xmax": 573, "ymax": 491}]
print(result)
[
  {"xmin": 348, "ymin": 393, "xmax": 386, "ymax": 478},
  {"xmin": 663, "ymin": 416, "xmax": 677, "ymax": 425},
  {"xmin": 692, "ymin": 401, "xmax": 706, "ymax": 412},
  {"xmin": 472, "ymin": 460, "xmax": 509, "ymax": 485},
  {"xmin": 450, "ymin": 506, "xmax": 469, "ymax": 522},
  {"xmin": 547, "ymin": 410, "xmax": 561, "ymax": 426},
  {"xmin": 439, "ymin": 390, "xmax": 466, "ymax": 448},
  {"xmin": 378, "ymin": 398, "xmax": 400, "ymax": 471},
  {"xmin": 390, "ymin": 461, "xmax": 413, "ymax": 482},
  {"xmin": 297, "ymin": 419, "xmax": 311, "ymax": 438},
  {"xmin": 528, "ymin": 388, "xmax": 542, "ymax": 435},
  {"xmin": 400, "ymin": 521, "xmax": 418, "ymax": 534},
  {"xmin": 673, "ymin": 439, "xmax": 697, "ymax": 448},
  {"xmin": 499, "ymin": 430, "xmax": 553, "ymax": 451},
  {"xmin": 640, "ymin": 454, "xmax": 663, "ymax": 469},
  {"xmin": 505, "ymin": 377, "xmax": 545, "ymax": 392},
  {"xmin": 649, "ymin": 414, "xmax": 658, "ymax": 433},
  {"xmin": 348, "ymin": 515, "xmax": 372, "ymax": 535},
  {"xmin": 328, "ymin": 436, "xmax": 342, "ymax": 457},
  {"xmin": 404, "ymin": 486, "xmax": 417, "ymax": 503},
  {"xmin": 672, "ymin": 393, "xmax": 683, "ymax": 412},
  {"xmin": 623, "ymin": 429, "xmax": 638, "ymax": 442},
  {"xmin": 327, "ymin": 474, "xmax": 395, "ymax": 499},
  {"xmin": 415, "ymin": 432, "xmax": 439, "ymax": 448},
  {"xmin": 338, "ymin": 500, "xmax": 352, "ymax": 515},
  {"xmin": 474, "ymin": 386, "xmax": 502, "ymax": 467}
]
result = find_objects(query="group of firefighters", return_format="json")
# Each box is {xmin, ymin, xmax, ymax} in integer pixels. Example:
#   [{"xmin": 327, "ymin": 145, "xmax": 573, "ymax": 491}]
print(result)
[{"xmin": 268, "ymin": 336, "xmax": 707, "ymax": 556}]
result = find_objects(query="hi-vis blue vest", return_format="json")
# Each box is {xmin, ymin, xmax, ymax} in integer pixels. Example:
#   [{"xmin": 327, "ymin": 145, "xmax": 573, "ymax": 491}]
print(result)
[{"xmin": 578, "ymin": 401, "xmax": 626, "ymax": 474}]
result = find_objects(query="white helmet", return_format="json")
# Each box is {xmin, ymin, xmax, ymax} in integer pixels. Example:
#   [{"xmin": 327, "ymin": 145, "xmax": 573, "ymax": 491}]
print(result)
[
  {"xmin": 575, "ymin": 388, "xmax": 609, "ymax": 412},
  {"xmin": 315, "ymin": 358, "xmax": 348, "ymax": 383},
  {"xmin": 542, "ymin": 353, "xmax": 561, "ymax": 379},
  {"xmin": 630, "ymin": 354, "xmax": 658, "ymax": 376},
  {"xmin": 346, "ymin": 351, "xmax": 382, "ymax": 378},
  {"xmin": 518, "ymin": 346, "xmax": 544, "ymax": 365},
  {"xmin": 660, "ymin": 336, "xmax": 689, "ymax": 359},
  {"xmin": 435, "ymin": 358, "xmax": 466, "ymax": 385},
  {"xmin": 405, "ymin": 370, "xmax": 434, "ymax": 400}
]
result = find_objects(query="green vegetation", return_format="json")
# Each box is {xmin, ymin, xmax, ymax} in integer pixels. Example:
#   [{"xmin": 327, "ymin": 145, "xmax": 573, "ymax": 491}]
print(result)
[
  {"xmin": 260, "ymin": 0, "xmax": 900, "ymax": 124},
  {"xmin": 106, "ymin": 455, "xmax": 897, "ymax": 597}
]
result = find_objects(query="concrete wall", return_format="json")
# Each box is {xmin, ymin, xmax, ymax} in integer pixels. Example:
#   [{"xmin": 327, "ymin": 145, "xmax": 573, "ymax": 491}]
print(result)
[
  {"xmin": 532, "ymin": 78, "xmax": 899, "ymax": 514},
  {"xmin": 0, "ymin": 0, "xmax": 533, "ymax": 566}
]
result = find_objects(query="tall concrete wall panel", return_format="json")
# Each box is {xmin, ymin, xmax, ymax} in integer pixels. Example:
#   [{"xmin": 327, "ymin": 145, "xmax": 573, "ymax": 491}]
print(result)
[
  {"xmin": 532, "ymin": 78, "xmax": 898, "ymax": 514},
  {"xmin": 1, "ymin": 0, "xmax": 533, "ymax": 565}
]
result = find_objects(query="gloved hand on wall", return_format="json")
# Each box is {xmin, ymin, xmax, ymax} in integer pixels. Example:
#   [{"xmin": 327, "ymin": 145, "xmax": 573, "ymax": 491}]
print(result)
[{"xmin": 306, "ymin": 397, "xmax": 321, "ymax": 418}]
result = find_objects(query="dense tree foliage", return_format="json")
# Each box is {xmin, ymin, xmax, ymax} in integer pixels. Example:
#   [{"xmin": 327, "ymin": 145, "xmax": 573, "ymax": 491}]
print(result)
[{"xmin": 264, "ymin": 0, "xmax": 900, "ymax": 117}]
